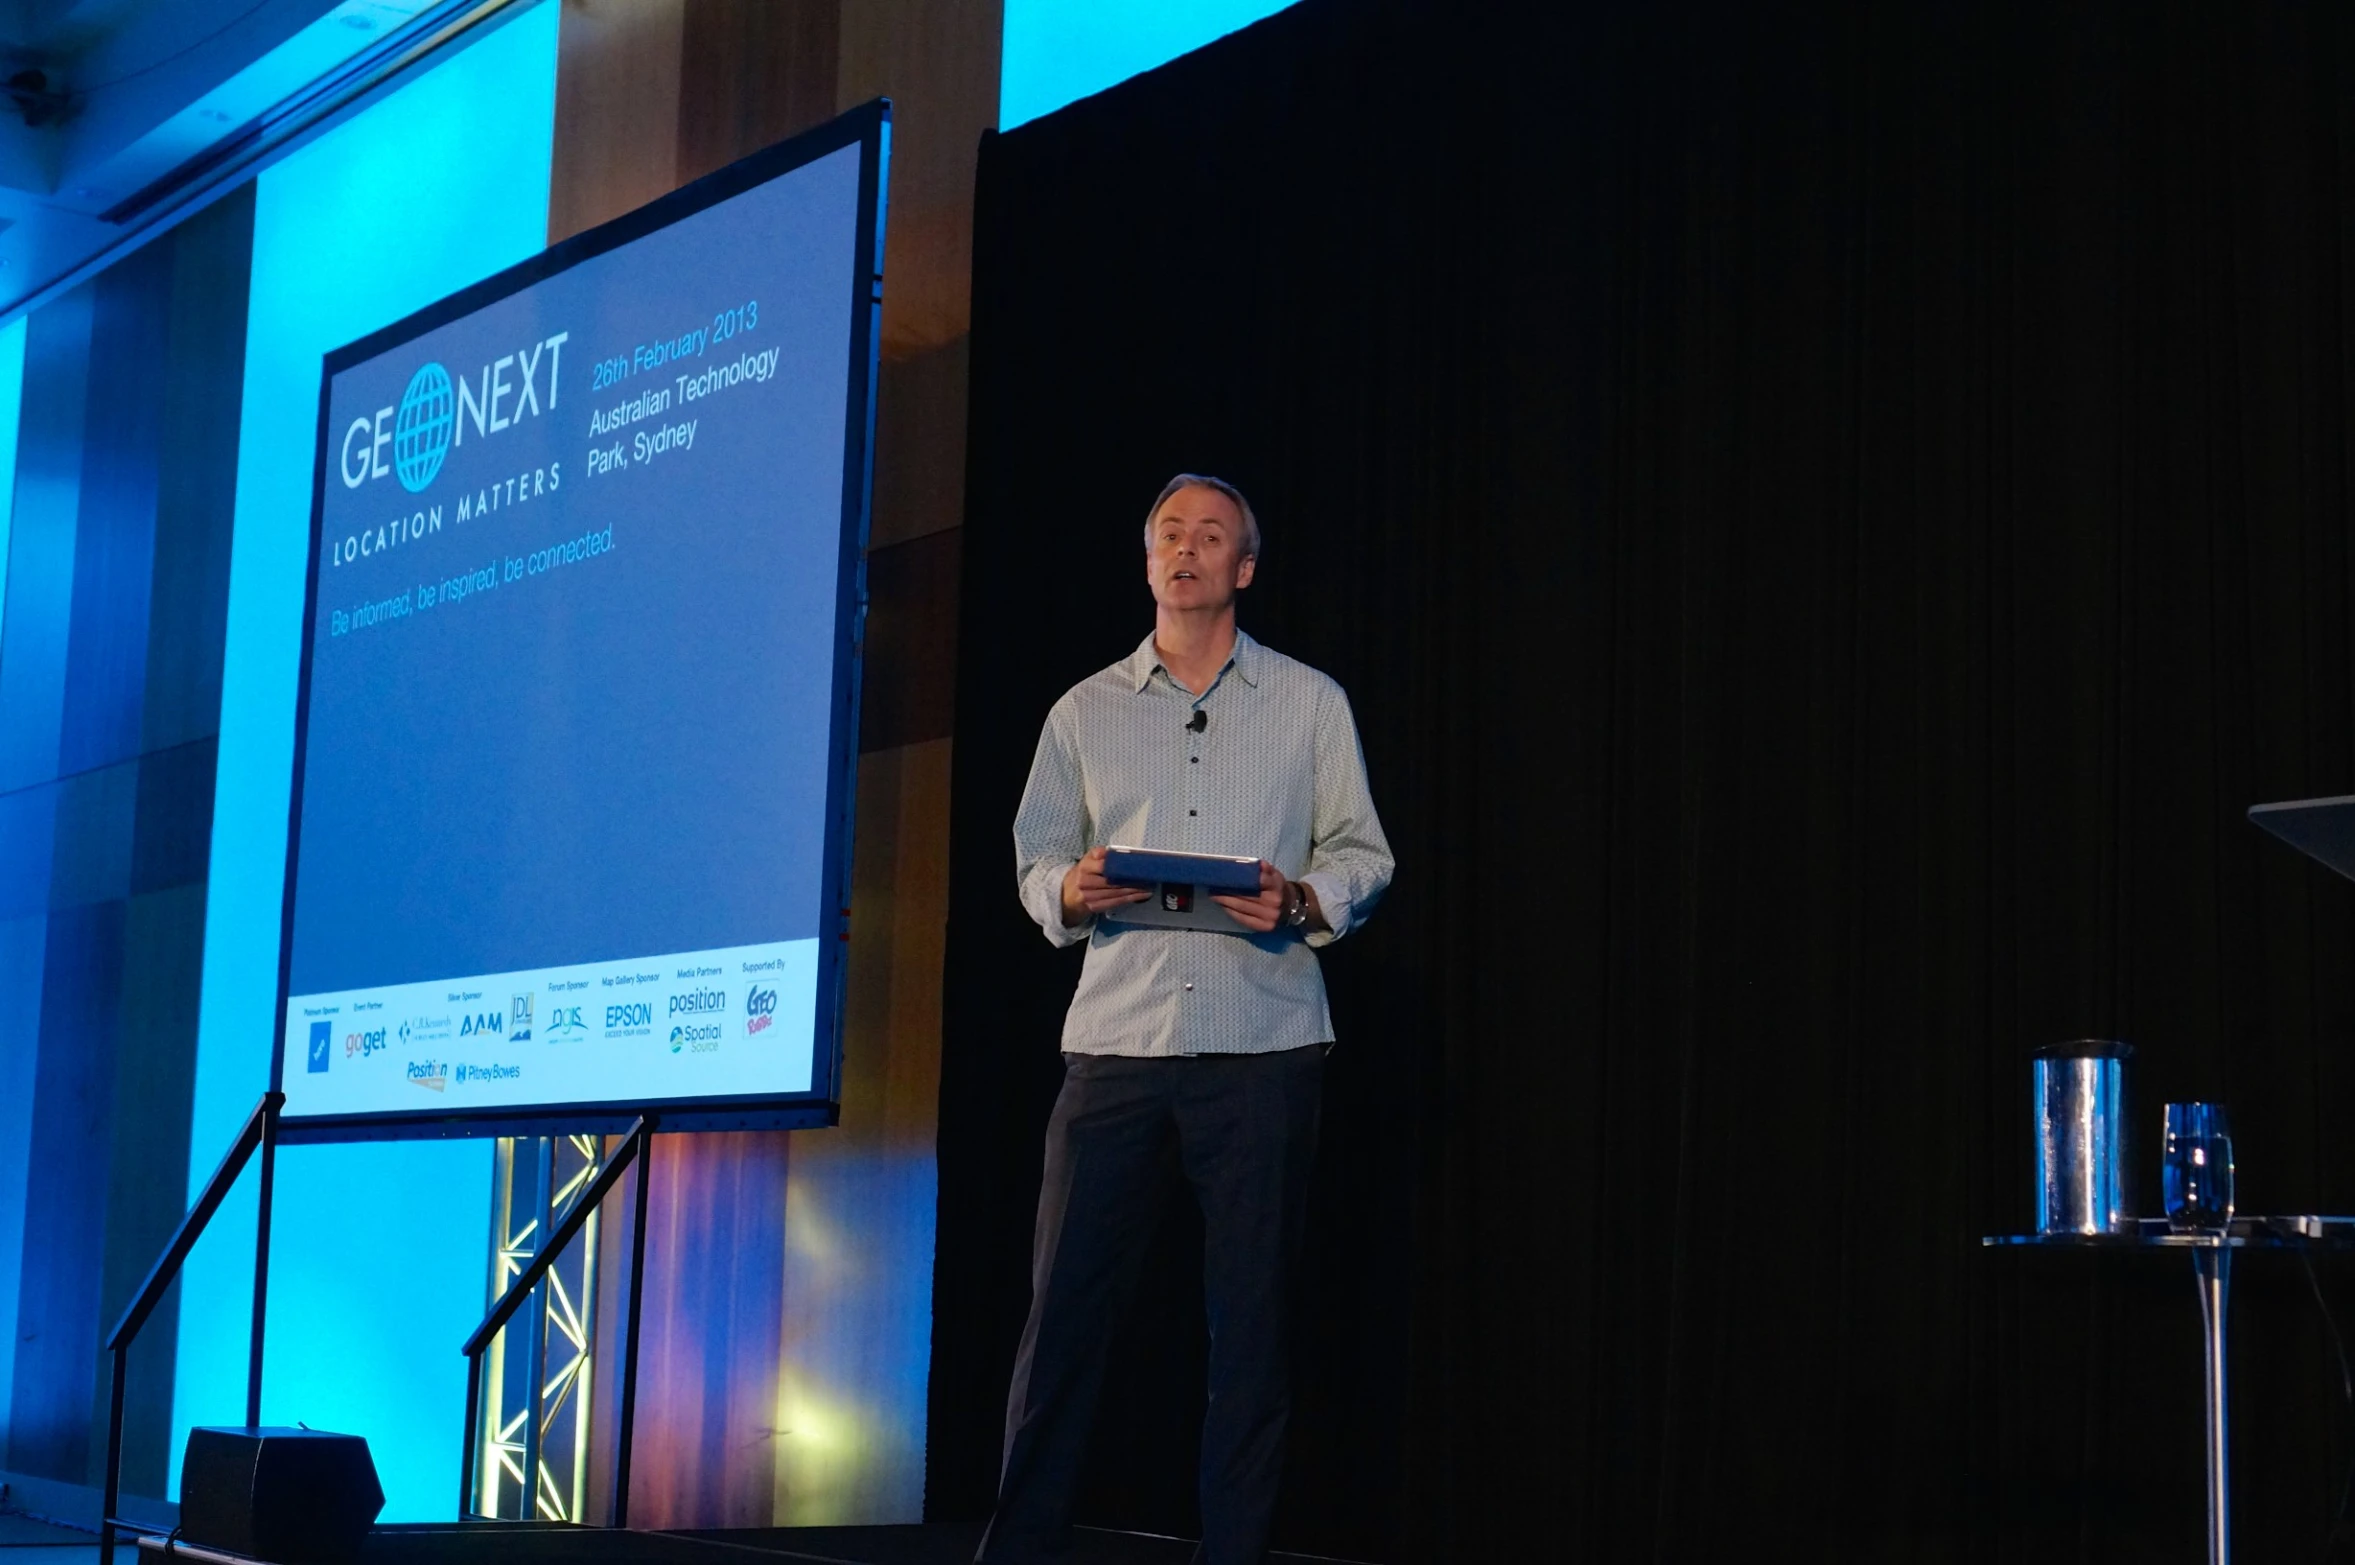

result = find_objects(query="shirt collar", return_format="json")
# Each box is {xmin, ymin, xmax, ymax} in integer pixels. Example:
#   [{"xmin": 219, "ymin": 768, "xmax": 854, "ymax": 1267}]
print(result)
[{"xmin": 1129, "ymin": 627, "xmax": 1262, "ymax": 693}]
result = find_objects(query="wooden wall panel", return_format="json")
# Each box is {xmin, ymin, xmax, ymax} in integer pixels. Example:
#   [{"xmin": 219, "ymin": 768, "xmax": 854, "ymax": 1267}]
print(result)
[
  {"xmin": 869, "ymin": 337, "xmax": 967, "ymax": 548},
  {"xmin": 836, "ymin": 0, "xmax": 1002, "ymax": 358},
  {"xmin": 626, "ymin": 1131, "xmax": 792, "ymax": 1530},
  {"xmin": 775, "ymin": 736, "xmax": 951, "ymax": 1522},
  {"xmin": 548, "ymin": 0, "xmax": 995, "ymax": 1527},
  {"xmin": 677, "ymin": 0, "xmax": 840, "ymax": 186},
  {"xmin": 860, "ymin": 529, "xmax": 959, "ymax": 752},
  {"xmin": 548, "ymin": 0, "xmax": 683, "ymax": 244}
]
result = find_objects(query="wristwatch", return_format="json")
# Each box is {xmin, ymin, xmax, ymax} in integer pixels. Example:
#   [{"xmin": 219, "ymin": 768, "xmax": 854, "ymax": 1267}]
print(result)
[{"xmin": 1282, "ymin": 881, "xmax": 1310, "ymax": 930}]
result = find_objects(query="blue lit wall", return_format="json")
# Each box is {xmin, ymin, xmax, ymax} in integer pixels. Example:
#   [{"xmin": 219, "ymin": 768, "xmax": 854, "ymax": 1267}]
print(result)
[
  {"xmin": 1000, "ymin": 0, "xmax": 1298, "ymax": 127},
  {"xmin": 0, "ymin": 312, "xmax": 35, "ymax": 1453},
  {"xmin": 0, "ymin": 198, "xmax": 254, "ymax": 1497},
  {"xmin": 176, "ymin": 2, "xmax": 558, "ymax": 1517}
]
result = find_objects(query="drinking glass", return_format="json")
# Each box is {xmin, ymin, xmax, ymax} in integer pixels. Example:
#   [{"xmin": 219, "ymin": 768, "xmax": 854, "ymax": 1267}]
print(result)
[{"xmin": 2162, "ymin": 1102, "xmax": 2235, "ymax": 1233}]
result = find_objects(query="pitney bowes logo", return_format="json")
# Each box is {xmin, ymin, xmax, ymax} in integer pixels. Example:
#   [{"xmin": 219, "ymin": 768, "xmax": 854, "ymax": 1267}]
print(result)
[
  {"xmin": 745, "ymin": 985, "xmax": 777, "ymax": 1037},
  {"xmin": 338, "ymin": 332, "xmax": 568, "ymax": 495}
]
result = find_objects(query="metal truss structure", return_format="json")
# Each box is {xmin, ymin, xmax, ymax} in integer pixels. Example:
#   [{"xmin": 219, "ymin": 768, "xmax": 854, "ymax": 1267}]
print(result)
[{"xmin": 477, "ymin": 1134, "xmax": 605, "ymax": 1521}]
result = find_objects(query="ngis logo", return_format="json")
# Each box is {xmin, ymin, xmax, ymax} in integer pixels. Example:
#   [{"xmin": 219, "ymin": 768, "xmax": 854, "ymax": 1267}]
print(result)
[{"xmin": 745, "ymin": 984, "xmax": 777, "ymax": 1037}]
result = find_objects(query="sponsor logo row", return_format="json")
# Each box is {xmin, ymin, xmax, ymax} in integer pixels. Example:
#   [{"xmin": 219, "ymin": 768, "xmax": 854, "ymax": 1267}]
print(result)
[{"xmin": 305, "ymin": 982, "xmax": 781, "ymax": 1076}]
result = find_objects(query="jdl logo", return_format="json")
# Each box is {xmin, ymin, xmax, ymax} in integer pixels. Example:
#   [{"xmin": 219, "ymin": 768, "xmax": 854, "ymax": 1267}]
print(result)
[{"xmin": 746, "ymin": 985, "xmax": 777, "ymax": 1037}]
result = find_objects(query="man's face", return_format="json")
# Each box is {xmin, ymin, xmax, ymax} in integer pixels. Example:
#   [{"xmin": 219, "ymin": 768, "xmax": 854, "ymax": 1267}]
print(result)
[{"xmin": 1145, "ymin": 485, "xmax": 1255, "ymax": 611}]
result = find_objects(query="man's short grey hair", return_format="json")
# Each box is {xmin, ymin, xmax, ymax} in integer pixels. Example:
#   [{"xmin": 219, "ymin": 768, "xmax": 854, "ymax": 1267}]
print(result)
[{"xmin": 1142, "ymin": 473, "xmax": 1260, "ymax": 560}]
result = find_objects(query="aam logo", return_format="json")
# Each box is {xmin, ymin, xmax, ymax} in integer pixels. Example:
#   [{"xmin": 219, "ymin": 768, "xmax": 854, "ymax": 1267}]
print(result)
[{"xmin": 459, "ymin": 1011, "xmax": 503, "ymax": 1039}]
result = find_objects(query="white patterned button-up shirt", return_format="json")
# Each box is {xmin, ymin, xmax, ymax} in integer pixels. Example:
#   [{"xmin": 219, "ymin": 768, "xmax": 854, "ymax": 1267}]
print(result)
[{"xmin": 1013, "ymin": 629, "xmax": 1396, "ymax": 1056}]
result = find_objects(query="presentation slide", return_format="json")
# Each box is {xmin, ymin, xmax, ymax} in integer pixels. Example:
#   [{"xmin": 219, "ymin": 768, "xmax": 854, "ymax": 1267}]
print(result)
[{"xmin": 275, "ymin": 121, "xmax": 879, "ymax": 1131}]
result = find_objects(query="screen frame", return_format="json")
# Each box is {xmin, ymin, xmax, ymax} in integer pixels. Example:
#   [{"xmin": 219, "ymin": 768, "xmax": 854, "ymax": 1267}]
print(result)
[{"xmin": 269, "ymin": 100, "xmax": 889, "ymax": 1144}]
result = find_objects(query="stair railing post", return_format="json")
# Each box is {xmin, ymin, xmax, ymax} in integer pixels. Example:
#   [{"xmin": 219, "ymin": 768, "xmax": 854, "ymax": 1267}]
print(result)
[
  {"xmin": 247, "ymin": 1093, "xmax": 280, "ymax": 1427},
  {"xmin": 610, "ymin": 1120, "xmax": 654, "ymax": 1529},
  {"xmin": 101, "ymin": 1343, "xmax": 126, "ymax": 1565}
]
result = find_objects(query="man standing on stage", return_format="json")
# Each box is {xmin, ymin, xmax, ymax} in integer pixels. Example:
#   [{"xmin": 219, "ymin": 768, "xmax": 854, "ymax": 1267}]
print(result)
[{"xmin": 978, "ymin": 475, "xmax": 1396, "ymax": 1565}]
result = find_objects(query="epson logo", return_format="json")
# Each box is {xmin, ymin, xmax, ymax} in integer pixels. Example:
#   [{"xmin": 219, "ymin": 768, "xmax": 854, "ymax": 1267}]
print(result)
[
  {"xmin": 339, "ymin": 332, "xmax": 569, "ymax": 494},
  {"xmin": 669, "ymin": 989, "xmax": 725, "ymax": 1017},
  {"xmin": 606, "ymin": 1003, "xmax": 652, "ymax": 1029}
]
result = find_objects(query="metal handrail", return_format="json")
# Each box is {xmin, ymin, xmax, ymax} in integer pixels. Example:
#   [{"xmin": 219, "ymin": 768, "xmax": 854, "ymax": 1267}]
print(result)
[
  {"xmin": 459, "ymin": 1114, "xmax": 656, "ymax": 1528},
  {"xmin": 101, "ymin": 1091, "xmax": 283, "ymax": 1565}
]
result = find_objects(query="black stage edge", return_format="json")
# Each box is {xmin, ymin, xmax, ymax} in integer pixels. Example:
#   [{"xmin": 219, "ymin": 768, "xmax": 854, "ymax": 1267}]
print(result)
[{"xmin": 136, "ymin": 1522, "xmax": 1375, "ymax": 1565}]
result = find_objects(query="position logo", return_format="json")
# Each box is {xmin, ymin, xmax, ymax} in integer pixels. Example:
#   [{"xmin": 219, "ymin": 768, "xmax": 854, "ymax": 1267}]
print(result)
[
  {"xmin": 394, "ymin": 363, "xmax": 454, "ymax": 492},
  {"xmin": 745, "ymin": 985, "xmax": 777, "ymax": 1038},
  {"xmin": 669, "ymin": 988, "xmax": 725, "ymax": 1018},
  {"xmin": 510, "ymin": 993, "xmax": 534, "ymax": 1043},
  {"xmin": 407, "ymin": 1059, "xmax": 447, "ymax": 1092},
  {"xmin": 307, "ymin": 1021, "xmax": 332, "ymax": 1073}
]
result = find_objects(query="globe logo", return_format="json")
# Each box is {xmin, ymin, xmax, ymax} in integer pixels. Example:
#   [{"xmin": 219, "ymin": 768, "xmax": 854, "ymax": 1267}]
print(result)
[{"xmin": 392, "ymin": 361, "xmax": 454, "ymax": 493}]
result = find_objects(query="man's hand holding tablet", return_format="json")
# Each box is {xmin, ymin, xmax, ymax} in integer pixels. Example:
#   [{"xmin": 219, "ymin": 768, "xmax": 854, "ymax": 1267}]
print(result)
[{"xmin": 1059, "ymin": 845, "xmax": 1150, "ymax": 926}]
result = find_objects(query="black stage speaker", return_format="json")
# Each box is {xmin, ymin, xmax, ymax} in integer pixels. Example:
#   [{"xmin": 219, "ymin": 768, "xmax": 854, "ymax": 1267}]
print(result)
[{"xmin": 180, "ymin": 1427, "xmax": 384, "ymax": 1563}]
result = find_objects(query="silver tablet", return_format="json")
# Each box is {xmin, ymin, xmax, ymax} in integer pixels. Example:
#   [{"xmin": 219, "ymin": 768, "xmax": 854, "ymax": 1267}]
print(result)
[{"xmin": 1099, "ymin": 845, "xmax": 1263, "ymax": 932}]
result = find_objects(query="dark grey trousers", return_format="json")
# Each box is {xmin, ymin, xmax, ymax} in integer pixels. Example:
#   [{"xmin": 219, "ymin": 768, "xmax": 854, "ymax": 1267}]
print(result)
[{"xmin": 976, "ymin": 1045, "xmax": 1324, "ymax": 1565}]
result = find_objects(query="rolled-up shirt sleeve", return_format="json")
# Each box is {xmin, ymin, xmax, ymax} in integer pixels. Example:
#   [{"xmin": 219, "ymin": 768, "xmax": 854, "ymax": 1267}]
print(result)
[
  {"xmin": 1297, "ymin": 681, "xmax": 1394, "ymax": 947},
  {"xmin": 1014, "ymin": 697, "xmax": 1092, "ymax": 948}
]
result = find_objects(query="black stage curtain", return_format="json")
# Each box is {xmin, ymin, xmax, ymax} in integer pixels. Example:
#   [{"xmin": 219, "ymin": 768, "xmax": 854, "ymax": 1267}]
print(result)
[{"xmin": 928, "ymin": 2, "xmax": 2355, "ymax": 1558}]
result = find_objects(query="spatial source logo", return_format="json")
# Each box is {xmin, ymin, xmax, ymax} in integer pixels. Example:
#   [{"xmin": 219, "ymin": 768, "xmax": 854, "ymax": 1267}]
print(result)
[
  {"xmin": 670, "ymin": 1023, "xmax": 721, "ymax": 1054},
  {"xmin": 547, "ymin": 1004, "xmax": 586, "ymax": 1041},
  {"xmin": 745, "ymin": 985, "xmax": 777, "ymax": 1038},
  {"xmin": 307, "ymin": 1021, "xmax": 332, "ymax": 1073},
  {"xmin": 510, "ymin": 994, "xmax": 534, "ymax": 1043},
  {"xmin": 407, "ymin": 1059, "xmax": 447, "ymax": 1092},
  {"xmin": 459, "ymin": 1010, "xmax": 504, "ymax": 1039},
  {"xmin": 669, "ymin": 988, "xmax": 725, "ymax": 1018},
  {"xmin": 393, "ymin": 363, "xmax": 453, "ymax": 492},
  {"xmin": 344, "ymin": 1027, "xmax": 387, "ymax": 1060}
]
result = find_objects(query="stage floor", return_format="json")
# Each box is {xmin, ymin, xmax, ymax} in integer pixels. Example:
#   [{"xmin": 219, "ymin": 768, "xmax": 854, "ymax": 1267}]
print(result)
[{"xmin": 123, "ymin": 1521, "xmax": 1374, "ymax": 1565}]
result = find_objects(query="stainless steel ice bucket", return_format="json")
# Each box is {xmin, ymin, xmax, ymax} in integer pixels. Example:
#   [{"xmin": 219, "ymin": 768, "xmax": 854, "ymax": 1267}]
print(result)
[{"xmin": 2032, "ymin": 1040, "xmax": 2134, "ymax": 1235}]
